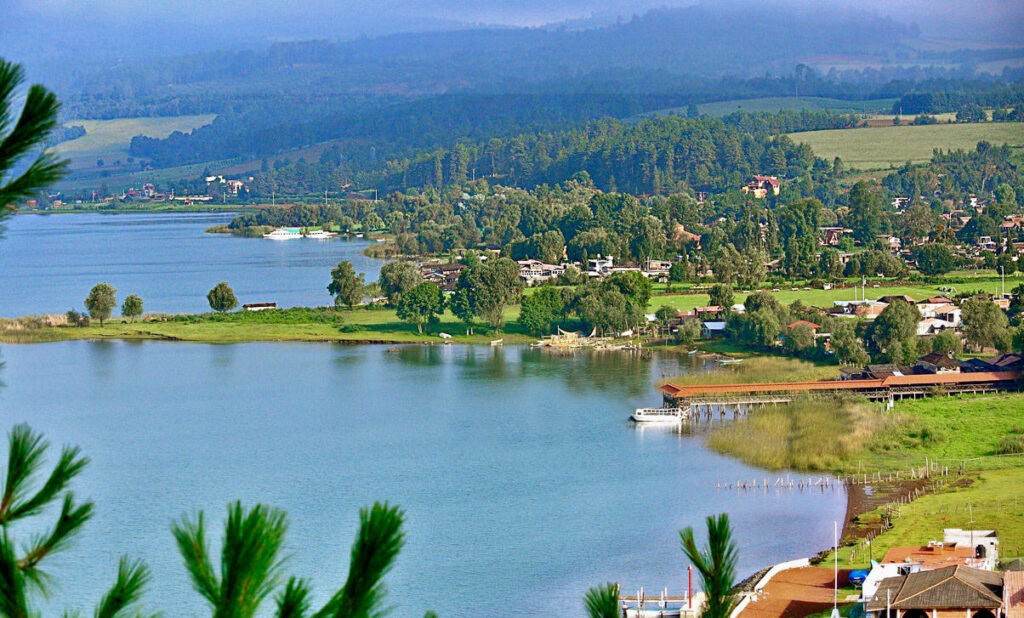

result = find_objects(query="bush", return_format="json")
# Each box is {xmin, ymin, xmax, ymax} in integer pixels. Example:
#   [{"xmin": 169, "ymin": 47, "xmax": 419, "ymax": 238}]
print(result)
[{"xmin": 995, "ymin": 434, "xmax": 1024, "ymax": 455}]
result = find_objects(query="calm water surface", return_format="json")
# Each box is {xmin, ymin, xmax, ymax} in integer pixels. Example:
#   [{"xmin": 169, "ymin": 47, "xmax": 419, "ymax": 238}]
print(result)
[
  {"xmin": 0, "ymin": 343, "xmax": 845, "ymax": 617},
  {"xmin": 0, "ymin": 213, "xmax": 382, "ymax": 316}
]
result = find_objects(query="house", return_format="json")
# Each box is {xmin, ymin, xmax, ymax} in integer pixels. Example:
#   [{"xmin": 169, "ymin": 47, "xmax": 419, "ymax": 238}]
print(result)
[
  {"xmin": 1007, "ymin": 572, "xmax": 1024, "ymax": 618},
  {"xmin": 855, "ymin": 301, "xmax": 889, "ymax": 319},
  {"xmin": 694, "ymin": 305, "xmax": 724, "ymax": 319},
  {"xmin": 420, "ymin": 263, "xmax": 466, "ymax": 291},
  {"xmin": 587, "ymin": 255, "xmax": 615, "ymax": 277},
  {"xmin": 787, "ymin": 320, "xmax": 820, "ymax": 332},
  {"xmin": 944, "ymin": 529, "xmax": 999, "ymax": 570},
  {"xmin": 879, "ymin": 294, "xmax": 916, "ymax": 305},
  {"xmin": 1001, "ymin": 216, "xmax": 1024, "ymax": 231},
  {"xmin": 672, "ymin": 224, "xmax": 702, "ymax": 248},
  {"xmin": 989, "ymin": 353, "xmax": 1024, "ymax": 371},
  {"xmin": 741, "ymin": 175, "xmax": 781, "ymax": 198},
  {"xmin": 917, "ymin": 352, "xmax": 962, "ymax": 374},
  {"xmin": 242, "ymin": 302, "xmax": 276, "ymax": 311},
  {"xmin": 865, "ymin": 565, "xmax": 1003, "ymax": 618},
  {"xmin": 977, "ymin": 236, "xmax": 998, "ymax": 252},
  {"xmin": 819, "ymin": 226, "xmax": 850, "ymax": 246},
  {"xmin": 517, "ymin": 259, "xmax": 565, "ymax": 284},
  {"xmin": 642, "ymin": 259, "xmax": 673, "ymax": 278},
  {"xmin": 892, "ymin": 197, "xmax": 911, "ymax": 210},
  {"xmin": 878, "ymin": 234, "xmax": 903, "ymax": 252},
  {"xmin": 933, "ymin": 304, "xmax": 962, "ymax": 326},
  {"xmin": 701, "ymin": 321, "xmax": 727, "ymax": 338},
  {"xmin": 916, "ymin": 318, "xmax": 956, "ymax": 336}
]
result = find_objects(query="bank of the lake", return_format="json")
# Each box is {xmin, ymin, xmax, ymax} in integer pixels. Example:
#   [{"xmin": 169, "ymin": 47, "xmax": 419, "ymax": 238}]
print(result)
[
  {"xmin": 0, "ymin": 342, "xmax": 846, "ymax": 616},
  {"xmin": 0, "ymin": 212, "xmax": 384, "ymax": 315}
]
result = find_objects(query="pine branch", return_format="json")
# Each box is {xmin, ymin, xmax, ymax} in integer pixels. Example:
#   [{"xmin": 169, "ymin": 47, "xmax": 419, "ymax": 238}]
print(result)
[
  {"xmin": 5, "ymin": 440, "xmax": 89, "ymax": 524},
  {"xmin": 276, "ymin": 577, "xmax": 312, "ymax": 618},
  {"xmin": 0, "ymin": 531, "xmax": 30, "ymax": 618},
  {"xmin": 19, "ymin": 493, "xmax": 93, "ymax": 591},
  {"xmin": 583, "ymin": 583, "xmax": 620, "ymax": 618},
  {"xmin": 0, "ymin": 59, "xmax": 22, "ymax": 141},
  {"xmin": 0, "ymin": 83, "xmax": 61, "ymax": 178},
  {"xmin": 172, "ymin": 511, "xmax": 220, "ymax": 606},
  {"xmin": 94, "ymin": 557, "xmax": 152, "ymax": 618},
  {"xmin": 314, "ymin": 502, "xmax": 405, "ymax": 618},
  {"xmin": 218, "ymin": 502, "xmax": 289, "ymax": 617}
]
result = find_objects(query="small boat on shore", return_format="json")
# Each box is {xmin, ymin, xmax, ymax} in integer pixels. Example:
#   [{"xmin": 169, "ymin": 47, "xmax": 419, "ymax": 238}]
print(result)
[
  {"xmin": 304, "ymin": 229, "xmax": 337, "ymax": 239},
  {"xmin": 263, "ymin": 227, "xmax": 302, "ymax": 240},
  {"xmin": 490, "ymin": 338, "xmax": 503, "ymax": 346},
  {"xmin": 631, "ymin": 407, "xmax": 688, "ymax": 423}
]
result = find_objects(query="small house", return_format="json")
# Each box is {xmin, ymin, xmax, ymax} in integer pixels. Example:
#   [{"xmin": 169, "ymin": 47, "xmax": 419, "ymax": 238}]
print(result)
[
  {"xmin": 242, "ymin": 302, "xmax": 277, "ymax": 311},
  {"xmin": 917, "ymin": 352, "xmax": 962, "ymax": 374},
  {"xmin": 865, "ymin": 565, "xmax": 1004, "ymax": 618},
  {"xmin": 741, "ymin": 175, "xmax": 781, "ymax": 198},
  {"xmin": 701, "ymin": 321, "xmax": 727, "ymax": 338}
]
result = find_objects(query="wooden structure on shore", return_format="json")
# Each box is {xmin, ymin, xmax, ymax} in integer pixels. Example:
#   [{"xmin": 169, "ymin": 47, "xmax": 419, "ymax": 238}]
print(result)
[{"xmin": 660, "ymin": 371, "xmax": 1022, "ymax": 411}]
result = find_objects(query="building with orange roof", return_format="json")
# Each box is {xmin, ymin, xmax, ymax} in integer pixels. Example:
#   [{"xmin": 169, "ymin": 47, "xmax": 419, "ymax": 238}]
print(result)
[
  {"xmin": 882, "ymin": 542, "xmax": 976, "ymax": 570},
  {"xmin": 1005, "ymin": 571, "xmax": 1024, "ymax": 618}
]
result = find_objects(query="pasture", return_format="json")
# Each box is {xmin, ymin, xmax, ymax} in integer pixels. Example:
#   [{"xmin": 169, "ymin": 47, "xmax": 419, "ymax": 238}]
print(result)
[
  {"xmin": 635, "ymin": 96, "xmax": 893, "ymax": 120},
  {"xmin": 53, "ymin": 115, "xmax": 216, "ymax": 171},
  {"xmin": 787, "ymin": 122, "xmax": 1024, "ymax": 170}
]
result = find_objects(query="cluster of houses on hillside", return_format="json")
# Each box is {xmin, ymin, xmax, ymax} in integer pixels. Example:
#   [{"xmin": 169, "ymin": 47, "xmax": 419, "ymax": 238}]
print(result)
[
  {"xmin": 858, "ymin": 529, "xmax": 1024, "ymax": 618},
  {"xmin": 513, "ymin": 255, "xmax": 677, "ymax": 286}
]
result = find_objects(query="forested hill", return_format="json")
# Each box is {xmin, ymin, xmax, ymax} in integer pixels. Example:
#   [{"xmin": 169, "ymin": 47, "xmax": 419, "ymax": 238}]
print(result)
[
  {"xmin": 65, "ymin": 4, "xmax": 922, "ymax": 118},
  {"xmin": 220, "ymin": 110, "xmax": 854, "ymax": 204}
]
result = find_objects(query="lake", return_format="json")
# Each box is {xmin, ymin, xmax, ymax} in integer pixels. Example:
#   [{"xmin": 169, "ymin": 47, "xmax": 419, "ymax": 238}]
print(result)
[
  {"xmin": 0, "ymin": 342, "xmax": 845, "ymax": 617},
  {"xmin": 0, "ymin": 214, "xmax": 846, "ymax": 616},
  {"xmin": 0, "ymin": 213, "xmax": 383, "ymax": 316}
]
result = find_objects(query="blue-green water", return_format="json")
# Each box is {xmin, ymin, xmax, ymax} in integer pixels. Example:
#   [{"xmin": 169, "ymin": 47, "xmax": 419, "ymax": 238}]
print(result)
[
  {"xmin": 0, "ymin": 213, "xmax": 382, "ymax": 316},
  {"xmin": 0, "ymin": 342, "xmax": 845, "ymax": 616}
]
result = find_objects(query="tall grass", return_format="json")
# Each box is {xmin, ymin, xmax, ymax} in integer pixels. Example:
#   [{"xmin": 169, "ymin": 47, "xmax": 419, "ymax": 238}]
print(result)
[
  {"xmin": 660, "ymin": 356, "xmax": 839, "ymax": 387},
  {"xmin": 706, "ymin": 397, "xmax": 888, "ymax": 471}
]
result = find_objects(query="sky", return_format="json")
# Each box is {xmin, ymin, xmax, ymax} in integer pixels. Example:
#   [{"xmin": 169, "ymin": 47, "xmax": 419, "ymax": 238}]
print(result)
[{"xmin": 3, "ymin": 0, "xmax": 1022, "ymax": 82}]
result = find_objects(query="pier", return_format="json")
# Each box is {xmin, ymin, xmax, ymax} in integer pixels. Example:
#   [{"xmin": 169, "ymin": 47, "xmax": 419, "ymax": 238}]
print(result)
[{"xmin": 660, "ymin": 370, "xmax": 1022, "ymax": 410}]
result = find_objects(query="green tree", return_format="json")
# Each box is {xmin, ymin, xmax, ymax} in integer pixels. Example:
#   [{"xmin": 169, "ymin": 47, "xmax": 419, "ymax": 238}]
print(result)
[
  {"xmin": 396, "ymin": 282, "xmax": 445, "ymax": 334},
  {"xmin": 0, "ymin": 59, "xmax": 67, "ymax": 215},
  {"xmin": 931, "ymin": 329, "xmax": 963, "ymax": 355},
  {"xmin": 915, "ymin": 243, "xmax": 956, "ymax": 275},
  {"xmin": 456, "ymin": 258, "xmax": 521, "ymax": 330},
  {"xmin": 175, "ymin": 501, "xmax": 408, "ymax": 618},
  {"xmin": 328, "ymin": 261, "xmax": 366, "ymax": 309},
  {"xmin": 961, "ymin": 297, "xmax": 1009, "ymax": 351},
  {"xmin": 207, "ymin": 281, "xmax": 238, "ymax": 313},
  {"xmin": 776, "ymin": 198, "xmax": 821, "ymax": 278},
  {"xmin": 832, "ymin": 324, "xmax": 870, "ymax": 365},
  {"xmin": 669, "ymin": 261, "xmax": 688, "ymax": 283},
  {"xmin": 602, "ymin": 271, "xmax": 652, "ymax": 309},
  {"xmin": 449, "ymin": 283, "xmax": 476, "ymax": 335},
  {"xmin": 846, "ymin": 181, "xmax": 885, "ymax": 245},
  {"xmin": 85, "ymin": 282, "xmax": 117, "ymax": 325},
  {"xmin": 0, "ymin": 425, "xmax": 152, "ymax": 617},
  {"xmin": 378, "ymin": 261, "xmax": 423, "ymax": 306},
  {"xmin": 995, "ymin": 183, "xmax": 1016, "ymax": 206},
  {"xmin": 583, "ymin": 583, "xmax": 620, "ymax": 618},
  {"xmin": 708, "ymin": 283, "xmax": 734, "ymax": 310},
  {"xmin": 519, "ymin": 286, "xmax": 566, "ymax": 336},
  {"xmin": 870, "ymin": 300, "xmax": 920, "ymax": 354},
  {"xmin": 680, "ymin": 514, "xmax": 739, "ymax": 618},
  {"xmin": 743, "ymin": 290, "xmax": 781, "ymax": 315},
  {"xmin": 745, "ymin": 308, "xmax": 781, "ymax": 349},
  {"xmin": 121, "ymin": 293, "xmax": 144, "ymax": 321},
  {"xmin": 783, "ymin": 322, "xmax": 815, "ymax": 356},
  {"xmin": 676, "ymin": 319, "xmax": 702, "ymax": 345}
]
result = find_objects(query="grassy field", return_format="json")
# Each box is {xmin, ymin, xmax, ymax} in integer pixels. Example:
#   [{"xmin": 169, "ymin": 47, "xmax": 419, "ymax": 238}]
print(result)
[
  {"xmin": 707, "ymin": 392, "xmax": 1024, "ymax": 564},
  {"xmin": 647, "ymin": 275, "xmax": 1024, "ymax": 313},
  {"xmin": 660, "ymin": 356, "xmax": 840, "ymax": 386},
  {"xmin": 54, "ymin": 115, "xmax": 216, "ymax": 171},
  {"xmin": 0, "ymin": 306, "xmax": 530, "ymax": 345},
  {"xmin": 634, "ymin": 97, "xmax": 894, "ymax": 120},
  {"xmin": 787, "ymin": 122, "xmax": 1024, "ymax": 170}
]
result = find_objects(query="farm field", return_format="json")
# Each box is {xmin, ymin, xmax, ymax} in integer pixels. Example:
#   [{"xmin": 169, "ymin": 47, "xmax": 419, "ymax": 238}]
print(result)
[
  {"xmin": 52, "ymin": 115, "xmax": 216, "ymax": 174},
  {"xmin": 787, "ymin": 122, "xmax": 1024, "ymax": 170},
  {"xmin": 646, "ymin": 276, "xmax": 1023, "ymax": 313}
]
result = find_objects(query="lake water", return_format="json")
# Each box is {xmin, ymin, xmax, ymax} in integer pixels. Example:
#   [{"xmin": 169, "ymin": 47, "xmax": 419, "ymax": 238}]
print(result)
[
  {"xmin": 0, "ymin": 213, "xmax": 383, "ymax": 316},
  {"xmin": 0, "ymin": 214, "xmax": 846, "ymax": 616},
  {"xmin": 0, "ymin": 342, "xmax": 845, "ymax": 617}
]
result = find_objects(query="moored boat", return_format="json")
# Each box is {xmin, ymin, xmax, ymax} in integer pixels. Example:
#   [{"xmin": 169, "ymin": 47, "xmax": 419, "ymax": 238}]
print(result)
[
  {"xmin": 631, "ymin": 407, "xmax": 688, "ymax": 423},
  {"xmin": 263, "ymin": 227, "xmax": 302, "ymax": 240},
  {"xmin": 304, "ymin": 229, "xmax": 337, "ymax": 239}
]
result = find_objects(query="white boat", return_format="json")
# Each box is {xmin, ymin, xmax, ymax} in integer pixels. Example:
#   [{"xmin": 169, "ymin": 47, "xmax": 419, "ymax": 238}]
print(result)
[
  {"xmin": 631, "ymin": 407, "xmax": 688, "ymax": 423},
  {"xmin": 490, "ymin": 338, "xmax": 503, "ymax": 346},
  {"xmin": 304, "ymin": 229, "xmax": 337, "ymax": 239},
  {"xmin": 263, "ymin": 227, "xmax": 302, "ymax": 240}
]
